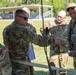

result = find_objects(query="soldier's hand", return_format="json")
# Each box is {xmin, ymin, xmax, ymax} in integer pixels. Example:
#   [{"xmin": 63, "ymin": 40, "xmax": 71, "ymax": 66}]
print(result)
[
  {"xmin": 72, "ymin": 50, "xmax": 76, "ymax": 57},
  {"xmin": 68, "ymin": 51, "xmax": 76, "ymax": 57},
  {"xmin": 54, "ymin": 38, "xmax": 65, "ymax": 45},
  {"xmin": 40, "ymin": 27, "xmax": 49, "ymax": 36}
]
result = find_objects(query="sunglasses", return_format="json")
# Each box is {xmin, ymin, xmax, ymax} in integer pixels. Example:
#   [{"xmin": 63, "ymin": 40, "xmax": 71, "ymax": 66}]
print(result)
[
  {"xmin": 56, "ymin": 15, "xmax": 63, "ymax": 18},
  {"xmin": 66, "ymin": 6, "xmax": 76, "ymax": 11},
  {"xmin": 18, "ymin": 15, "xmax": 28, "ymax": 20}
]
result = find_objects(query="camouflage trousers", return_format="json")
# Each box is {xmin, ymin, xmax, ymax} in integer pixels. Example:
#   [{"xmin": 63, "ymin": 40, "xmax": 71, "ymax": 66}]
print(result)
[
  {"xmin": 12, "ymin": 62, "xmax": 34, "ymax": 75},
  {"xmin": 49, "ymin": 53, "xmax": 68, "ymax": 75},
  {"xmin": 49, "ymin": 53, "xmax": 68, "ymax": 68}
]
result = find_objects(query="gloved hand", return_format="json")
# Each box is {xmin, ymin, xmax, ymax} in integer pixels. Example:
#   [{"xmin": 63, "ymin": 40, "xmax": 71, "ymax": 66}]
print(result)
[
  {"xmin": 40, "ymin": 26, "xmax": 49, "ymax": 35},
  {"xmin": 43, "ymin": 27, "xmax": 49, "ymax": 36},
  {"xmin": 54, "ymin": 38, "xmax": 65, "ymax": 45},
  {"xmin": 68, "ymin": 50, "xmax": 76, "ymax": 57},
  {"xmin": 68, "ymin": 51, "xmax": 73, "ymax": 57}
]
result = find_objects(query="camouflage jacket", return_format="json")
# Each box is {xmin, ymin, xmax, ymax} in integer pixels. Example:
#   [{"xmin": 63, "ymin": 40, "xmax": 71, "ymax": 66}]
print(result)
[
  {"xmin": 3, "ymin": 21, "xmax": 51, "ymax": 61},
  {"xmin": 67, "ymin": 19, "xmax": 76, "ymax": 50},
  {"xmin": 49, "ymin": 20, "xmax": 69, "ymax": 55},
  {"xmin": 49, "ymin": 20, "xmax": 68, "ymax": 38},
  {"xmin": 25, "ymin": 23, "xmax": 36, "ymax": 33}
]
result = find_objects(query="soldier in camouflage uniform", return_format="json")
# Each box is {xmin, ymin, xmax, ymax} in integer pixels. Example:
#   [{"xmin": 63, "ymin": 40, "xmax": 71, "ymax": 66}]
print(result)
[
  {"xmin": 66, "ymin": 3, "xmax": 76, "ymax": 69},
  {"xmin": 45, "ymin": 10, "xmax": 69, "ymax": 75},
  {"xmin": 0, "ymin": 44, "xmax": 12, "ymax": 75},
  {"xmin": 3, "ymin": 9, "xmax": 60, "ymax": 75}
]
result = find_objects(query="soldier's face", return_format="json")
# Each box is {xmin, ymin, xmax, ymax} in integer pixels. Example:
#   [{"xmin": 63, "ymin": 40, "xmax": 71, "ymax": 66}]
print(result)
[
  {"xmin": 68, "ymin": 8, "xmax": 76, "ymax": 21},
  {"xmin": 56, "ymin": 15, "xmax": 65, "ymax": 23},
  {"xmin": 17, "ymin": 13, "xmax": 28, "ymax": 25}
]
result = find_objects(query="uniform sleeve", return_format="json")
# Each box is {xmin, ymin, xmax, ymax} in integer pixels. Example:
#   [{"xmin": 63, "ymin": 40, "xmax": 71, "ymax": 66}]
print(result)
[
  {"xmin": 3, "ymin": 25, "xmax": 52, "ymax": 48},
  {"xmin": 27, "ymin": 23, "xmax": 36, "ymax": 33},
  {"xmin": 28, "ymin": 30, "xmax": 52, "ymax": 47}
]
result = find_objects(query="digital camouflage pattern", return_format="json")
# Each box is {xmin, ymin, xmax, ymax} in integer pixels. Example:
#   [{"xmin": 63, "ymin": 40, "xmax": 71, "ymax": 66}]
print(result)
[
  {"xmin": 25, "ymin": 23, "xmax": 36, "ymax": 75},
  {"xmin": 3, "ymin": 21, "xmax": 51, "ymax": 75},
  {"xmin": 67, "ymin": 19, "xmax": 76, "ymax": 69},
  {"xmin": 25, "ymin": 23, "xmax": 36, "ymax": 32},
  {"xmin": 49, "ymin": 20, "xmax": 69, "ymax": 69},
  {"xmin": 0, "ymin": 44, "xmax": 12, "ymax": 75}
]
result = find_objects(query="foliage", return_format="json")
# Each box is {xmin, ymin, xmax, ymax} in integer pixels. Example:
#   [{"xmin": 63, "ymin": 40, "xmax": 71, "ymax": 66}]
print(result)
[
  {"xmin": 0, "ymin": 0, "xmax": 22, "ymax": 7},
  {"xmin": 68, "ymin": 0, "xmax": 76, "ymax": 3},
  {"xmin": 51, "ymin": 0, "xmax": 66, "ymax": 16},
  {"xmin": 0, "ymin": 0, "xmax": 76, "ymax": 16}
]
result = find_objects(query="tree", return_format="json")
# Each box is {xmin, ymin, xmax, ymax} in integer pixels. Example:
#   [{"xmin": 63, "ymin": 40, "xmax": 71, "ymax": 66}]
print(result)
[
  {"xmin": 68, "ymin": 0, "xmax": 76, "ymax": 3},
  {"xmin": 0, "ymin": 0, "xmax": 22, "ymax": 7},
  {"xmin": 0, "ymin": 0, "xmax": 75, "ymax": 16},
  {"xmin": 49, "ymin": 0, "xmax": 66, "ymax": 16}
]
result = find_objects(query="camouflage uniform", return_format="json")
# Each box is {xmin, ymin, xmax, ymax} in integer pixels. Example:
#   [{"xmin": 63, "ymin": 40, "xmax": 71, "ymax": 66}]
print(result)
[
  {"xmin": 3, "ymin": 21, "xmax": 51, "ymax": 75},
  {"xmin": 0, "ymin": 44, "xmax": 12, "ymax": 75},
  {"xmin": 25, "ymin": 23, "xmax": 36, "ymax": 75},
  {"xmin": 49, "ymin": 20, "xmax": 69, "ymax": 75},
  {"xmin": 67, "ymin": 19, "xmax": 76, "ymax": 69},
  {"xmin": 25, "ymin": 23, "xmax": 36, "ymax": 32}
]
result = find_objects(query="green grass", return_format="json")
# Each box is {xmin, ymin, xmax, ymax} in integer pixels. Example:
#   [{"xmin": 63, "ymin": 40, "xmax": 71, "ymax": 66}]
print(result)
[
  {"xmin": 0, "ymin": 20, "xmax": 13, "ymax": 44},
  {"xmin": 0, "ymin": 19, "xmax": 75, "ymax": 75}
]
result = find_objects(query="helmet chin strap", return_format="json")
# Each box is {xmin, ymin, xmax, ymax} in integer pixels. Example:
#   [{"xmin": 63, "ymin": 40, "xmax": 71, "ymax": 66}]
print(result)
[{"xmin": 40, "ymin": 0, "xmax": 54, "ymax": 75}]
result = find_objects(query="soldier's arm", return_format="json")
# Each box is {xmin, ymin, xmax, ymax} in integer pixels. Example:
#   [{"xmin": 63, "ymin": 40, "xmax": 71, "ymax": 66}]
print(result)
[{"xmin": 27, "ymin": 29, "xmax": 64, "ymax": 47}]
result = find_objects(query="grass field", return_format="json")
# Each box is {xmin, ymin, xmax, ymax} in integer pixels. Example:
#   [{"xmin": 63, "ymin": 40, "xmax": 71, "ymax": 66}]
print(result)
[{"xmin": 0, "ymin": 19, "xmax": 75, "ymax": 75}]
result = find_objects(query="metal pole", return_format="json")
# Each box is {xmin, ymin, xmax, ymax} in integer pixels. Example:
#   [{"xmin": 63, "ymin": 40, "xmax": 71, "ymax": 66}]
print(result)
[{"xmin": 41, "ymin": 0, "xmax": 54, "ymax": 75}]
